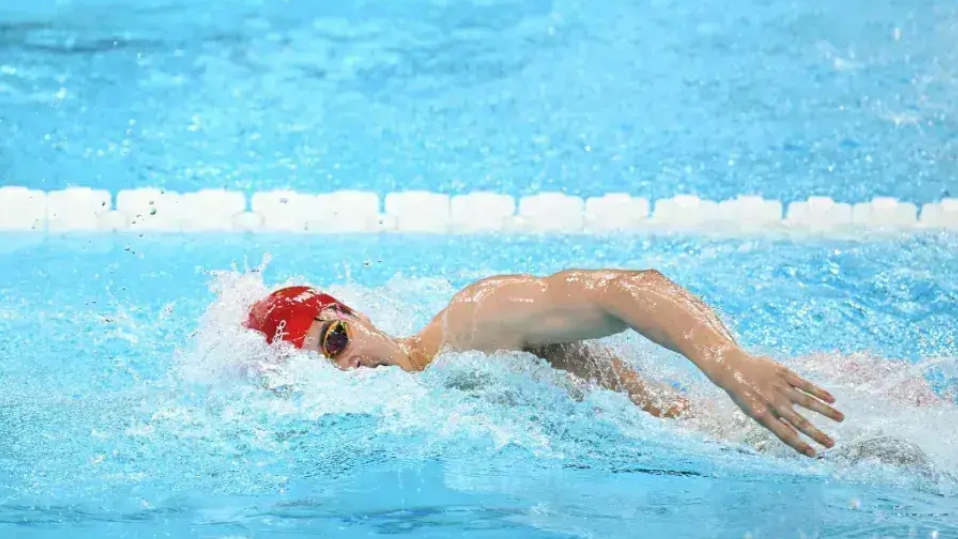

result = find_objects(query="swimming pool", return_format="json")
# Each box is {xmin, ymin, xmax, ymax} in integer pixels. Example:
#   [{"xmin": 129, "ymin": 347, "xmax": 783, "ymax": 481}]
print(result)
[{"xmin": 2, "ymin": 0, "xmax": 958, "ymax": 538}]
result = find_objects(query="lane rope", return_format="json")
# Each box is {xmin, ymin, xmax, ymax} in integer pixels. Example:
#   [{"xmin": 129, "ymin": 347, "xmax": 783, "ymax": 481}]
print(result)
[{"xmin": 0, "ymin": 186, "xmax": 955, "ymax": 235}]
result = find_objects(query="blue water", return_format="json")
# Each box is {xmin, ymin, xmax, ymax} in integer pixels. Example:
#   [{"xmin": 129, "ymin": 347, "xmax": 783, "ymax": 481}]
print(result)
[
  {"xmin": 2, "ymin": 0, "xmax": 958, "ymax": 202},
  {"xmin": 1, "ymin": 234, "xmax": 957, "ymax": 538},
  {"xmin": 3, "ymin": 0, "xmax": 958, "ymax": 537}
]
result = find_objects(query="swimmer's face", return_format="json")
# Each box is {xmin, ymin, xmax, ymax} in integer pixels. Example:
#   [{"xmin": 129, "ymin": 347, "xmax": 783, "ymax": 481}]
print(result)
[{"xmin": 301, "ymin": 306, "xmax": 408, "ymax": 370}]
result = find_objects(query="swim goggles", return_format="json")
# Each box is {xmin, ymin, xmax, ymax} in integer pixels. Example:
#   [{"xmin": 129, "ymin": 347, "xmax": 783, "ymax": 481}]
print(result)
[{"xmin": 315, "ymin": 317, "xmax": 350, "ymax": 359}]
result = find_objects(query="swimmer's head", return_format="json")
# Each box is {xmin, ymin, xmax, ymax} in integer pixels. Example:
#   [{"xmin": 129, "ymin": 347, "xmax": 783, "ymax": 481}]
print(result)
[
  {"xmin": 246, "ymin": 286, "xmax": 347, "ymax": 348},
  {"xmin": 245, "ymin": 286, "xmax": 414, "ymax": 371}
]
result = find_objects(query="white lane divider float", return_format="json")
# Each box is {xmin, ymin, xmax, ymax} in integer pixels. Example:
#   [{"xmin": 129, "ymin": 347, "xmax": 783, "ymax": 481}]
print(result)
[
  {"xmin": 920, "ymin": 198, "xmax": 958, "ymax": 229},
  {"xmin": 0, "ymin": 186, "xmax": 956, "ymax": 236},
  {"xmin": 47, "ymin": 187, "xmax": 112, "ymax": 232},
  {"xmin": 0, "ymin": 187, "xmax": 46, "ymax": 231},
  {"xmin": 785, "ymin": 196, "xmax": 853, "ymax": 232},
  {"xmin": 513, "ymin": 192, "xmax": 585, "ymax": 233},
  {"xmin": 585, "ymin": 193, "xmax": 650, "ymax": 232},
  {"xmin": 181, "ymin": 189, "xmax": 246, "ymax": 232},
  {"xmin": 384, "ymin": 191, "xmax": 450, "ymax": 233},
  {"xmin": 450, "ymin": 192, "xmax": 515, "ymax": 233}
]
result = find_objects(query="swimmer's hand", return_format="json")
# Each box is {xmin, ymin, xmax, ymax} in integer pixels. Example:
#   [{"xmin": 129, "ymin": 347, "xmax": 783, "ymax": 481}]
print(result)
[{"xmin": 708, "ymin": 348, "xmax": 844, "ymax": 457}]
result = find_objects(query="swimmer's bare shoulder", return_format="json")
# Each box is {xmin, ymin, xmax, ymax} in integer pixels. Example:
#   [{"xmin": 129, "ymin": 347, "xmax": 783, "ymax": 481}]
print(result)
[{"xmin": 417, "ymin": 270, "xmax": 634, "ymax": 354}]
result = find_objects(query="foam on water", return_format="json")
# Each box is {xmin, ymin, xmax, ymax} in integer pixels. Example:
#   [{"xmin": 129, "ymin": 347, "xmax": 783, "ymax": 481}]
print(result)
[{"xmin": 674, "ymin": 350, "xmax": 958, "ymax": 488}]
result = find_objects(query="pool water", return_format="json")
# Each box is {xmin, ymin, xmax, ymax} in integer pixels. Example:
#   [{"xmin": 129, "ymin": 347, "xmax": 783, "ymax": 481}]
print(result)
[
  {"xmin": 3, "ymin": 0, "xmax": 958, "ymax": 537},
  {"xmin": 2, "ymin": 0, "xmax": 958, "ymax": 202},
  {"xmin": 1, "ymin": 234, "xmax": 957, "ymax": 538}
]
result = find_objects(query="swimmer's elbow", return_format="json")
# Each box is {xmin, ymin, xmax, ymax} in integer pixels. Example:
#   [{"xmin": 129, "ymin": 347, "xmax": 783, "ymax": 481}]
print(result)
[
  {"xmin": 617, "ymin": 269, "xmax": 668, "ymax": 284},
  {"xmin": 603, "ymin": 270, "xmax": 673, "ymax": 300}
]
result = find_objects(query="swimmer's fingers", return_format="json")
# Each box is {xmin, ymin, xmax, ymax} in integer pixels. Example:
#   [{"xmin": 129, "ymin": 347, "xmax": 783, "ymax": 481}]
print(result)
[
  {"xmin": 761, "ymin": 412, "xmax": 816, "ymax": 457},
  {"xmin": 776, "ymin": 415, "xmax": 799, "ymax": 438},
  {"xmin": 778, "ymin": 407, "xmax": 834, "ymax": 450},
  {"xmin": 788, "ymin": 388, "xmax": 845, "ymax": 423},
  {"xmin": 785, "ymin": 371, "xmax": 835, "ymax": 404}
]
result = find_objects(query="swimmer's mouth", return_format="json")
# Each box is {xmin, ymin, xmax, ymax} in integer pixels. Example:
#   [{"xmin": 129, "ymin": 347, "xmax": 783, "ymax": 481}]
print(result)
[{"xmin": 359, "ymin": 357, "xmax": 389, "ymax": 369}]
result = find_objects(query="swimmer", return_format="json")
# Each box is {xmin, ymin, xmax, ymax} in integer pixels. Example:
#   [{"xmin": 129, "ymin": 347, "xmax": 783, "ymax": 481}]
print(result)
[{"xmin": 245, "ymin": 269, "xmax": 844, "ymax": 457}]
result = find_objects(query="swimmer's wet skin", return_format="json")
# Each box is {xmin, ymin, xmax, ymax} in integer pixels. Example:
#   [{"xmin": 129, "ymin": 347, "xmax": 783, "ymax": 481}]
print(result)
[{"xmin": 245, "ymin": 269, "xmax": 845, "ymax": 457}]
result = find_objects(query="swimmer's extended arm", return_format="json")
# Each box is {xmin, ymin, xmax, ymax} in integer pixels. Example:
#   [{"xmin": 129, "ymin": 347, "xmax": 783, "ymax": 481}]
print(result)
[
  {"xmin": 427, "ymin": 269, "xmax": 845, "ymax": 456},
  {"xmin": 595, "ymin": 270, "xmax": 843, "ymax": 449}
]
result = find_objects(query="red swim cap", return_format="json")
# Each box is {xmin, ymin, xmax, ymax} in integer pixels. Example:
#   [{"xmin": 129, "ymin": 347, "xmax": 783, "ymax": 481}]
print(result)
[{"xmin": 245, "ymin": 286, "xmax": 350, "ymax": 348}]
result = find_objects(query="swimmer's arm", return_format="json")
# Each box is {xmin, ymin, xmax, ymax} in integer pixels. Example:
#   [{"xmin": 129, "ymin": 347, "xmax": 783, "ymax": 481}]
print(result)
[
  {"xmin": 431, "ymin": 269, "xmax": 843, "ymax": 456},
  {"xmin": 427, "ymin": 268, "xmax": 736, "ymax": 365},
  {"xmin": 567, "ymin": 269, "xmax": 844, "ymax": 456},
  {"xmin": 605, "ymin": 355, "xmax": 690, "ymax": 418},
  {"xmin": 589, "ymin": 269, "xmax": 740, "ymax": 374},
  {"xmin": 530, "ymin": 343, "xmax": 689, "ymax": 418}
]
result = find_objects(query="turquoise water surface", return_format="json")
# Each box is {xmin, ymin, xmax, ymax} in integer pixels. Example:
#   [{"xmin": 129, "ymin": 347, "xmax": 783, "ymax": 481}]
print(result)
[
  {"xmin": 2, "ymin": 0, "xmax": 958, "ymax": 537},
  {"xmin": 1, "ymin": 235, "xmax": 957, "ymax": 537},
  {"xmin": 2, "ymin": 0, "xmax": 958, "ymax": 201}
]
